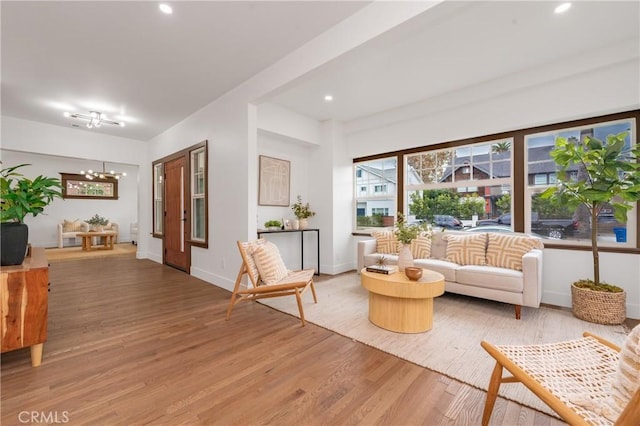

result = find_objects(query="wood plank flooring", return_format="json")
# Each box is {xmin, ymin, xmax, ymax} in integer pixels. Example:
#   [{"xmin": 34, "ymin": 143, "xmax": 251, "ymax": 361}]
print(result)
[{"xmin": 1, "ymin": 256, "xmax": 564, "ymax": 425}]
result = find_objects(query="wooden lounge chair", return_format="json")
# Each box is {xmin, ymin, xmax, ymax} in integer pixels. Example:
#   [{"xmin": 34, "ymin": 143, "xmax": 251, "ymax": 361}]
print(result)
[
  {"xmin": 226, "ymin": 239, "xmax": 317, "ymax": 326},
  {"xmin": 481, "ymin": 329, "xmax": 640, "ymax": 426}
]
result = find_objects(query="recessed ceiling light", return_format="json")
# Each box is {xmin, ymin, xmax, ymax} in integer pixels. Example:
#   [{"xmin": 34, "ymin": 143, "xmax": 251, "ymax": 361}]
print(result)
[
  {"xmin": 554, "ymin": 3, "xmax": 571, "ymax": 14},
  {"xmin": 159, "ymin": 3, "xmax": 173, "ymax": 15},
  {"xmin": 324, "ymin": 94, "xmax": 333, "ymax": 102}
]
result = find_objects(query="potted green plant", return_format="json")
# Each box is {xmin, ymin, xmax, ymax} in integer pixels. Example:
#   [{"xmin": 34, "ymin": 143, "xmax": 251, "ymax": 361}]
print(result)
[
  {"xmin": 86, "ymin": 214, "xmax": 109, "ymax": 232},
  {"xmin": 291, "ymin": 195, "xmax": 315, "ymax": 229},
  {"xmin": 264, "ymin": 219, "xmax": 282, "ymax": 231},
  {"xmin": 394, "ymin": 212, "xmax": 432, "ymax": 272},
  {"xmin": 541, "ymin": 132, "xmax": 640, "ymax": 324},
  {"xmin": 0, "ymin": 163, "xmax": 63, "ymax": 265}
]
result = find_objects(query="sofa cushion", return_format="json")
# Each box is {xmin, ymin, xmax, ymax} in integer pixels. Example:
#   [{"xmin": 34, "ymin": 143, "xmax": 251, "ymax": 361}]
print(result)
[
  {"xmin": 486, "ymin": 233, "xmax": 543, "ymax": 271},
  {"xmin": 456, "ymin": 265, "xmax": 524, "ymax": 292},
  {"xmin": 444, "ymin": 233, "xmax": 487, "ymax": 266},
  {"xmin": 411, "ymin": 232, "xmax": 432, "ymax": 259},
  {"xmin": 253, "ymin": 241, "xmax": 289, "ymax": 285},
  {"xmin": 372, "ymin": 230, "xmax": 399, "ymax": 254},
  {"xmin": 62, "ymin": 219, "xmax": 84, "ymax": 232},
  {"xmin": 414, "ymin": 258, "xmax": 458, "ymax": 282}
]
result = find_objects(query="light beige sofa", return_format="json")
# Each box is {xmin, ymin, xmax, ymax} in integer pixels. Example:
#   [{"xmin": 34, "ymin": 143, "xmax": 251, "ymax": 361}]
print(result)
[
  {"xmin": 357, "ymin": 230, "xmax": 543, "ymax": 319},
  {"xmin": 57, "ymin": 220, "xmax": 119, "ymax": 248}
]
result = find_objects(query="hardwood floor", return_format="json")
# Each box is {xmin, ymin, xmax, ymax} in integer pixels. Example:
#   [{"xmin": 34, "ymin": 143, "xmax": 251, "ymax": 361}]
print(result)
[{"xmin": 1, "ymin": 256, "xmax": 564, "ymax": 425}]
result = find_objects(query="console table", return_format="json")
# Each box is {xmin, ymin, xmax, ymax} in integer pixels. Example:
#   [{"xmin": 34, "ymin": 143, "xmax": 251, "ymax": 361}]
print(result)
[
  {"xmin": 257, "ymin": 228, "xmax": 320, "ymax": 275},
  {"xmin": 0, "ymin": 247, "xmax": 49, "ymax": 366}
]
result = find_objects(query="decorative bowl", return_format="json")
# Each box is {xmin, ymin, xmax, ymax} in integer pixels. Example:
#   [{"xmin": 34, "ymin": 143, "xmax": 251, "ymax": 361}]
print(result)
[{"xmin": 404, "ymin": 267, "xmax": 423, "ymax": 281}]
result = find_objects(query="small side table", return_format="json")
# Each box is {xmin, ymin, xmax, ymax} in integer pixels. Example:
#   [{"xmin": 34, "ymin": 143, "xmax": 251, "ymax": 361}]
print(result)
[
  {"xmin": 76, "ymin": 231, "xmax": 117, "ymax": 251},
  {"xmin": 360, "ymin": 268, "xmax": 445, "ymax": 333}
]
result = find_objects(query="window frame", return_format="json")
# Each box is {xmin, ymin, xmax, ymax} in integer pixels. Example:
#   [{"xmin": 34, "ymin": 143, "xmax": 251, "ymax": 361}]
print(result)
[{"xmin": 352, "ymin": 109, "xmax": 640, "ymax": 254}]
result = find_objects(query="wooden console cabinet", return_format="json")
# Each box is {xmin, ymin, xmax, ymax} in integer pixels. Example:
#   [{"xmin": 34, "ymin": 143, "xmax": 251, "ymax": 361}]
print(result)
[{"xmin": 0, "ymin": 247, "xmax": 49, "ymax": 367}]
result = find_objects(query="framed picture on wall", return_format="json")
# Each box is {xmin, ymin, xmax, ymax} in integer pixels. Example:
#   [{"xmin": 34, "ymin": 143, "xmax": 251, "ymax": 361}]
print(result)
[
  {"xmin": 258, "ymin": 155, "xmax": 290, "ymax": 206},
  {"xmin": 60, "ymin": 173, "xmax": 119, "ymax": 200}
]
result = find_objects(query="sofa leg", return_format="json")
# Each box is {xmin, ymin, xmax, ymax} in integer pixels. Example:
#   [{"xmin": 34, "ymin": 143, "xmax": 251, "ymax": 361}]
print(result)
[{"xmin": 514, "ymin": 305, "xmax": 521, "ymax": 320}]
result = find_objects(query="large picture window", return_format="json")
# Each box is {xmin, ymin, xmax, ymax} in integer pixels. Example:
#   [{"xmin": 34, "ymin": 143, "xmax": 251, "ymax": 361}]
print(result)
[
  {"xmin": 405, "ymin": 139, "xmax": 512, "ymax": 229},
  {"xmin": 353, "ymin": 110, "xmax": 640, "ymax": 252},
  {"xmin": 525, "ymin": 118, "xmax": 636, "ymax": 246}
]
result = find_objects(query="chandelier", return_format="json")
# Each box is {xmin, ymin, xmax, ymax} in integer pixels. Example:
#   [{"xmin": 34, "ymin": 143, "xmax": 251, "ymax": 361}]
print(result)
[
  {"xmin": 80, "ymin": 162, "xmax": 127, "ymax": 180},
  {"xmin": 64, "ymin": 111, "xmax": 125, "ymax": 128}
]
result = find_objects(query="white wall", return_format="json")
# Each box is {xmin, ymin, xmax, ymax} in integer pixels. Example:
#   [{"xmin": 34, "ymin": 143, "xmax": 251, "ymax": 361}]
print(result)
[
  {"xmin": 1, "ymin": 117, "xmax": 146, "ymax": 248},
  {"xmin": 0, "ymin": 150, "xmax": 138, "ymax": 247}
]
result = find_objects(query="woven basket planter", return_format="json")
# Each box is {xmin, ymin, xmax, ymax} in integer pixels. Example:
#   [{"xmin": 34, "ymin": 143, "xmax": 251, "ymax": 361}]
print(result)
[{"xmin": 571, "ymin": 283, "xmax": 626, "ymax": 325}]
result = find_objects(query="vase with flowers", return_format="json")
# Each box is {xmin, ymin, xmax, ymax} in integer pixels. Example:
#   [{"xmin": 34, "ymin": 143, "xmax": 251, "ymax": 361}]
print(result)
[
  {"xmin": 291, "ymin": 195, "xmax": 315, "ymax": 229},
  {"xmin": 393, "ymin": 212, "xmax": 431, "ymax": 272}
]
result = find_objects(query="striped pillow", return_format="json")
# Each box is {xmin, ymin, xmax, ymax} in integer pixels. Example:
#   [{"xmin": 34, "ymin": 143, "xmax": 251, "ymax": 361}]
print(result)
[
  {"xmin": 444, "ymin": 233, "xmax": 487, "ymax": 266},
  {"xmin": 240, "ymin": 239, "xmax": 267, "ymax": 285},
  {"xmin": 252, "ymin": 241, "xmax": 289, "ymax": 285},
  {"xmin": 486, "ymin": 233, "xmax": 543, "ymax": 271},
  {"xmin": 372, "ymin": 230, "xmax": 399, "ymax": 254},
  {"xmin": 411, "ymin": 232, "xmax": 432, "ymax": 258}
]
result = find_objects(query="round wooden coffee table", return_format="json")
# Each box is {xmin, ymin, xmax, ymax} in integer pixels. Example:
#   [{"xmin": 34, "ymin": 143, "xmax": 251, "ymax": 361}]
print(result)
[{"xmin": 361, "ymin": 268, "xmax": 445, "ymax": 333}]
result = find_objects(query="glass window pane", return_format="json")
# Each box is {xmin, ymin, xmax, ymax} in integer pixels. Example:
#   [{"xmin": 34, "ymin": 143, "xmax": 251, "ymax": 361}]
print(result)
[
  {"xmin": 354, "ymin": 157, "xmax": 397, "ymax": 230},
  {"xmin": 153, "ymin": 163, "xmax": 164, "ymax": 235}
]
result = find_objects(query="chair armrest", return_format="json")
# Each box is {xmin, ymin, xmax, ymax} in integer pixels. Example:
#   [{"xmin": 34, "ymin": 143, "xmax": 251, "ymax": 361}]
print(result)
[
  {"xmin": 357, "ymin": 239, "xmax": 377, "ymax": 272},
  {"xmin": 521, "ymin": 249, "xmax": 543, "ymax": 308}
]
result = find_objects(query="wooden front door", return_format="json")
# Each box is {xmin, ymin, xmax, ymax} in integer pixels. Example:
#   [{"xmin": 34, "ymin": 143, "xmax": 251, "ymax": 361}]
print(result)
[{"xmin": 164, "ymin": 156, "xmax": 189, "ymax": 271}]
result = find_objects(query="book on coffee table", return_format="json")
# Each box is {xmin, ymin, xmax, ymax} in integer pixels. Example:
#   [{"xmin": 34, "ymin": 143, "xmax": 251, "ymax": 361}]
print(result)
[{"xmin": 365, "ymin": 265, "xmax": 397, "ymax": 275}]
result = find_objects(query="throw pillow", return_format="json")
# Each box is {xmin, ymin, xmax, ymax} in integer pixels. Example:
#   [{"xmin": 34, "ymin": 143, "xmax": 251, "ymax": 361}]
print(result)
[
  {"xmin": 240, "ymin": 239, "xmax": 267, "ymax": 285},
  {"xmin": 444, "ymin": 233, "xmax": 487, "ymax": 266},
  {"xmin": 252, "ymin": 241, "xmax": 289, "ymax": 285},
  {"xmin": 411, "ymin": 232, "xmax": 432, "ymax": 259},
  {"xmin": 62, "ymin": 219, "xmax": 83, "ymax": 232},
  {"xmin": 372, "ymin": 230, "xmax": 399, "ymax": 254},
  {"xmin": 485, "ymin": 233, "xmax": 544, "ymax": 271},
  {"xmin": 597, "ymin": 324, "xmax": 640, "ymax": 422}
]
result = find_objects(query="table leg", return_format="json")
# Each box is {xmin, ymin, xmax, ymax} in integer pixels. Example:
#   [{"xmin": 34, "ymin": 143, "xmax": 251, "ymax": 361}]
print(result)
[{"xmin": 30, "ymin": 343, "xmax": 43, "ymax": 367}]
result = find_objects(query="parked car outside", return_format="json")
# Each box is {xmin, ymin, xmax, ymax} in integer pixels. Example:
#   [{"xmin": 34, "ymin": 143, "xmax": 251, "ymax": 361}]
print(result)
[
  {"xmin": 477, "ymin": 213, "xmax": 579, "ymax": 239},
  {"xmin": 432, "ymin": 215, "xmax": 463, "ymax": 230}
]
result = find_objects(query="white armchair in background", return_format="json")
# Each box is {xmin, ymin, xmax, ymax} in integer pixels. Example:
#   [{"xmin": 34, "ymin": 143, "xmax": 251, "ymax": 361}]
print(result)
[
  {"xmin": 57, "ymin": 219, "xmax": 89, "ymax": 248},
  {"xmin": 130, "ymin": 222, "xmax": 138, "ymax": 245}
]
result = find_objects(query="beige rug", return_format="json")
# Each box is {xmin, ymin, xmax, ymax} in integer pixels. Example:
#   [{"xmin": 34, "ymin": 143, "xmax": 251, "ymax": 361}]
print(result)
[
  {"xmin": 259, "ymin": 272, "xmax": 629, "ymax": 416},
  {"xmin": 44, "ymin": 243, "xmax": 137, "ymax": 261}
]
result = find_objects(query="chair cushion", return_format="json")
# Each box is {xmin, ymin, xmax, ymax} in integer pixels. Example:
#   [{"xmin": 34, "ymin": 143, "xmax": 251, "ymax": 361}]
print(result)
[
  {"xmin": 62, "ymin": 219, "xmax": 84, "ymax": 232},
  {"xmin": 252, "ymin": 241, "xmax": 289, "ymax": 285},
  {"xmin": 444, "ymin": 233, "xmax": 487, "ymax": 266},
  {"xmin": 485, "ymin": 233, "xmax": 543, "ymax": 271},
  {"xmin": 372, "ymin": 230, "xmax": 399, "ymax": 255},
  {"xmin": 411, "ymin": 232, "xmax": 432, "ymax": 259},
  {"xmin": 598, "ymin": 324, "xmax": 640, "ymax": 422},
  {"xmin": 240, "ymin": 239, "xmax": 268, "ymax": 285}
]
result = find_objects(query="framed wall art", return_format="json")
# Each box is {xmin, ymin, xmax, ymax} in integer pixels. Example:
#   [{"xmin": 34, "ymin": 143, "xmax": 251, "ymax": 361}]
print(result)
[
  {"xmin": 258, "ymin": 155, "xmax": 290, "ymax": 206},
  {"xmin": 60, "ymin": 173, "xmax": 119, "ymax": 200}
]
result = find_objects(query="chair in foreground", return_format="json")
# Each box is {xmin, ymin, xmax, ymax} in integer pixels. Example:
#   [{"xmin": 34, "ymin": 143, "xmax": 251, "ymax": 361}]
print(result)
[
  {"xmin": 226, "ymin": 239, "xmax": 317, "ymax": 326},
  {"xmin": 481, "ymin": 325, "xmax": 640, "ymax": 426}
]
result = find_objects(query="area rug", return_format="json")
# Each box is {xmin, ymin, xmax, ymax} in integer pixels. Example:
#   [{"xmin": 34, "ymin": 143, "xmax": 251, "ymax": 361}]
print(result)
[
  {"xmin": 259, "ymin": 272, "xmax": 629, "ymax": 416},
  {"xmin": 45, "ymin": 243, "xmax": 137, "ymax": 261}
]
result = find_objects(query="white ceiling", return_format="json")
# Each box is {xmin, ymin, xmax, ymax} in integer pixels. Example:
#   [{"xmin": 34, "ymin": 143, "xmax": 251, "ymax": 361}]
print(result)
[
  {"xmin": 2, "ymin": 1, "xmax": 639, "ymax": 142},
  {"xmin": 268, "ymin": 0, "xmax": 640, "ymax": 122},
  {"xmin": 1, "ymin": 1, "xmax": 368, "ymax": 141}
]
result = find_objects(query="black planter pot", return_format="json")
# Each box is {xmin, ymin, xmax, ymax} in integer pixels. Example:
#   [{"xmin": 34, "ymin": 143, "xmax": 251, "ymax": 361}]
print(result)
[{"xmin": 1, "ymin": 222, "xmax": 29, "ymax": 266}]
